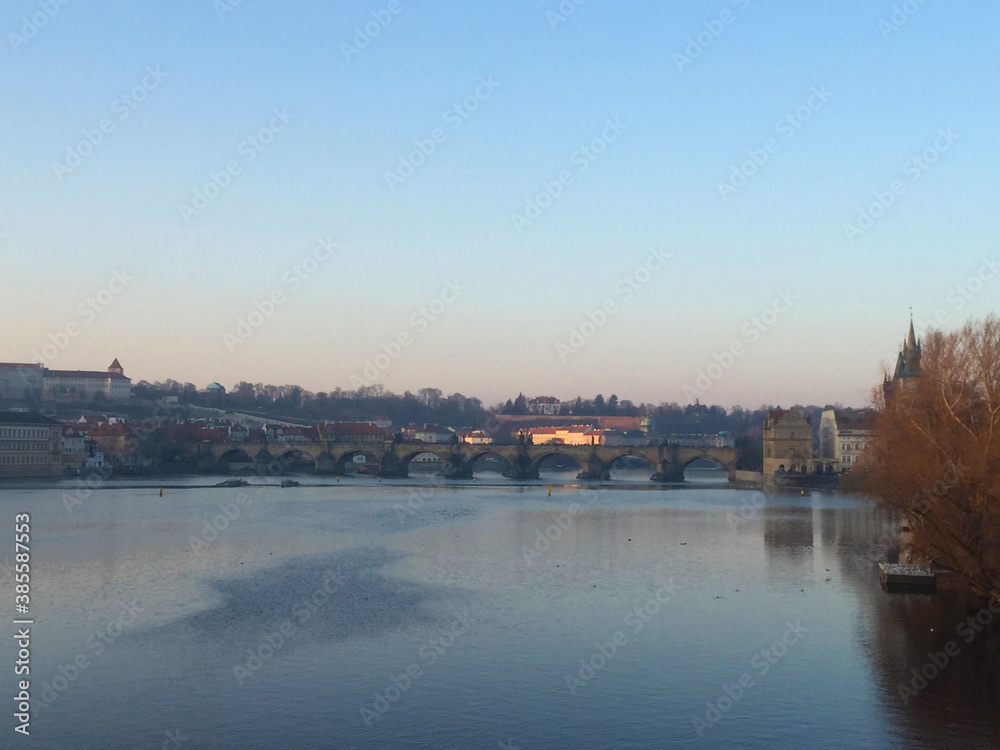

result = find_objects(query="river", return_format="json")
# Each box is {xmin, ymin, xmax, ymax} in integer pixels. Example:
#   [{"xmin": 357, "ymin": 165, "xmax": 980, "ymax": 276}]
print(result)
[{"xmin": 1, "ymin": 471, "xmax": 997, "ymax": 748}]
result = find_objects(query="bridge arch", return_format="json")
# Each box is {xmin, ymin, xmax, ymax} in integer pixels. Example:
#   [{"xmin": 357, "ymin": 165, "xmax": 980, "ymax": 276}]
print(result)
[
  {"xmin": 218, "ymin": 449, "xmax": 253, "ymax": 471},
  {"xmin": 256, "ymin": 448, "xmax": 306, "ymax": 477},
  {"xmin": 531, "ymin": 451, "xmax": 584, "ymax": 476},
  {"xmin": 253, "ymin": 448, "xmax": 275, "ymax": 464},
  {"xmin": 278, "ymin": 449, "xmax": 316, "ymax": 473},
  {"xmin": 604, "ymin": 451, "xmax": 655, "ymax": 478},
  {"xmin": 680, "ymin": 455, "xmax": 734, "ymax": 482},
  {"xmin": 397, "ymin": 448, "xmax": 450, "ymax": 469},
  {"xmin": 467, "ymin": 450, "xmax": 512, "ymax": 475},
  {"xmin": 405, "ymin": 450, "xmax": 445, "ymax": 466},
  {"xmin": 336, "ymin": 450, "xmax": 381, "ymax": 474}
]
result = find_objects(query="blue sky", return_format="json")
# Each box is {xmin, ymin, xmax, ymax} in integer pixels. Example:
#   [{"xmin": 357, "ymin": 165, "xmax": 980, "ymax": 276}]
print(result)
[{"xmin": 1, "ymin": 0, "xmax": 997, "ymax": 408}]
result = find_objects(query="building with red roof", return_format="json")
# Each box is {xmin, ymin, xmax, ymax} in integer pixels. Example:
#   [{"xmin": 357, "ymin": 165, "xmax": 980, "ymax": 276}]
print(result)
[
  {"xmin": 319, "ymin": 422, "xmax": 386, "ymax": 444},
  {"xmin": 523, "ymin": 425, "xmax": 609, "ymax": 446}
]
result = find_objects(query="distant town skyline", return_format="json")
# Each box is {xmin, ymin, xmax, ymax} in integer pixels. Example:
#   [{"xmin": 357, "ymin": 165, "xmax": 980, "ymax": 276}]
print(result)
[
  {"xmin": 0, "ymin": 329, "xmax": 921, "ymax": 410},
  {"xmin": 2, "ymin": 1, "xmax": 997, "ymax": 409}
]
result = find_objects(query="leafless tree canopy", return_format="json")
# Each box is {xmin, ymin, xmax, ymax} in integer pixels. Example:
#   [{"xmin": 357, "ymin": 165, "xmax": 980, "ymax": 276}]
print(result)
[{"xmin": 865, "ymin": 315, "xmax": 1000, "ymax": 596}]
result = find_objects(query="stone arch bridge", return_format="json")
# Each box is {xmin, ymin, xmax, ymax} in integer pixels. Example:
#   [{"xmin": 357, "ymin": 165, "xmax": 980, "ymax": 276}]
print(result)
[{"xmin": 192, "ymin": 441, "xmax": 739, "ymax": 482}]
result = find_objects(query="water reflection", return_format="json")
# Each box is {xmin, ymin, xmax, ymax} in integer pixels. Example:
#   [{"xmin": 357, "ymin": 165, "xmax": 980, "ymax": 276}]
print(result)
[
  {"xmin": 1, "ymin": 484, "xmax": 997, "ymax": 749},
  {"xmin": 857, "ymin": 579, "xmax": 1000, "ymax": 748}
]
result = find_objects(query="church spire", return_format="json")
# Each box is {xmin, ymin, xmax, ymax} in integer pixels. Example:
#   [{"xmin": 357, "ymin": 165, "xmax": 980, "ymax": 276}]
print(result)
[
  {"xmin": 906, "ymin": 310, "xmax": 917, "ymax": 350},
  {"xmin": 886, "ymin": 315, "xmax": 922, "ymax": 401}
]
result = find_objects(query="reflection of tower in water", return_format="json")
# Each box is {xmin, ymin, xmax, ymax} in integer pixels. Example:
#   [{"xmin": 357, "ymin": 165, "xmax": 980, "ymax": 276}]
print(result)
[
  {"xmin": 835, "ymin": 502, "xmax": 1000, "ymax": 748},
  {"xmin": 763, "ymin": 505, "xmax": 815, "ymax": 571},
  {"xmin": 821, "ymin": 503, "xmax": 899, "ymax": 589}
]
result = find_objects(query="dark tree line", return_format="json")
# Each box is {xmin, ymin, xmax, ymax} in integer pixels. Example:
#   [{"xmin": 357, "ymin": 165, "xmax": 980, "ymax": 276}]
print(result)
[
  {"xmin": 130, "ymin": 381, "xmax": 834, "ymax": 449},
  {"xmin": 133, "ymin": 381, "xmax": 488, "ymax": 429},
  {"xmin": 493, "ymin": 393, "xmax": 829, "ymax": 440}
]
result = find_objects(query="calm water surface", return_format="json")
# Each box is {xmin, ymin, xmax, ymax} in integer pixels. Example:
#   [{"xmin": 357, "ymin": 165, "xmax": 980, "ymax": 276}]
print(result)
[{"xmin": 1, "ymin": 471, "xmax": 998, "ymax": 749}]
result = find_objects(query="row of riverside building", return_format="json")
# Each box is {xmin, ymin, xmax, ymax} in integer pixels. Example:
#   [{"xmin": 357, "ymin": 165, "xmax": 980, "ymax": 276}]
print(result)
[
  {"xmin": 0, "ymin": 409, "xmax": 472, "ymax": 478},
  {"xmin": 0, "ymin": 321, "xmax": 920, "ymax": 480},
  {"xmin": 761, "ymin": 320, "xmax": 921, "ymax": 477}
]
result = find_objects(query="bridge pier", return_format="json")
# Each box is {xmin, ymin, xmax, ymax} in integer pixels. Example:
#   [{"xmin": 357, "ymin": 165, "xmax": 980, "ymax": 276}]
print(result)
[
  {"xmin": 650, "ymin": 459, "xmax": 685, "ymax": 483},
  {"xmin": 252, "ymin": 449, "xmax": 284, "ymax": 477},
  {"xmin": 577, "ymin": 454, "xmax": 610, "ymax": 481},
  {"xmin": 650, "ymin": 469, "xmax": 687, "ymax": 483},
  {"xmin": 315, "ymin": 452, "xmax": 339, "ymax": 475},
  {"xmin": 202, "ymin": 441, "xmax": 740, "ymax": 484},
  {"xmin": 377, "ymin": 451, "xmax": 408, "ymax": 479},
  {"xmin": 504, "ymin": 453, "xmax": 539, "ymax": 481},
  {"xmin": 196, "ymin": 454, "xmax": 217, "ymax": 471},
  {"xmin": 441, "ymin": 452, "xmax": 474, "ymax": 479}
]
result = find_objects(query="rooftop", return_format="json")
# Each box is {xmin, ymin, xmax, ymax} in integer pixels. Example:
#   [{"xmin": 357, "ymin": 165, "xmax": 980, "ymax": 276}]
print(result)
[
  {"xmin": 45, "ymin": 369, "xmax": 130, "ymax": 380},
  {"xmin": 0, "ymin": 411, "xmax": 59, "ymax": 425},
  {"xmin": 322, "ymin": 422, "xmax": 385, "ymax": 435}
]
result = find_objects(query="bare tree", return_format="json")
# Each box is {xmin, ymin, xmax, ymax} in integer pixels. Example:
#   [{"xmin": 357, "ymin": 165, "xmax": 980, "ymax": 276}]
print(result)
[
  {"xmin": 418, "ymin": 387, "xmax": 442, "ymax": 409},
  {"xmin": 864, "ymin": 315, "xmax": 1000, "ymax": 596}
]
